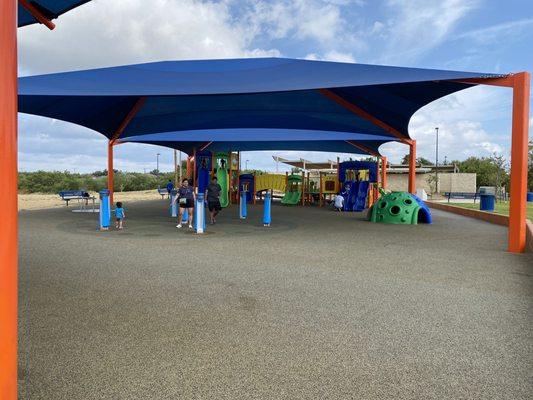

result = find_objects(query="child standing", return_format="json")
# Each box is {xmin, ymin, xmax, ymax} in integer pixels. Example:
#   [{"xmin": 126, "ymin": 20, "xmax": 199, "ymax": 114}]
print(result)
[{"xmin": 115, "ymin": 202, "xmax": 125, "ymax": 229}]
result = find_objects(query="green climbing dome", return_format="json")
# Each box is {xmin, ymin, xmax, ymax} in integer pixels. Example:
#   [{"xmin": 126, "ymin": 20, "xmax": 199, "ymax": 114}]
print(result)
[{"xmin": 369, "ymin": 192, "xmax": 432, "ymax": 225}]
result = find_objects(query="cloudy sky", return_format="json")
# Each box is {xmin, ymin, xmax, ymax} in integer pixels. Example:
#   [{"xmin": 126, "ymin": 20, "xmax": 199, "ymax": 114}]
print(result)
[{"xmin": 18, "ymin": 0, "xmax": 533, "ymax": 173}]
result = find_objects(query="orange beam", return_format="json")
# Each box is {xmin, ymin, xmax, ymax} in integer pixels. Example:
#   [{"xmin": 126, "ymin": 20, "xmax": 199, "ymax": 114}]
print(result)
[
  {"xmin": 109, "ymin": 97, "xmax": 146, "ymax": 144},
  {"xmin": 345, "ymin": 140, "xmax": 379, "ymax": 157},
  {"xmin": 319, "ymin": 88, "xmax": 409, "ymax": 143},
  {"xmin": 453, "ymin": 76, "xmax": 514, "ymax": 88},
  {"xmin": 508, "ymin": 72, "xmax": 530, "ymax": 253},
  {"xmin": 381, "ymin": 156, "xmax": 388, "ymax": 189},
  {"xmin": 19, "ymin": 0, "xmax": 56, "ymax": 30},
  {"xmin": 408, "ymin": 140, "xmax": 416, "ymax": 194},
  {"xmin": 199, "ymin": 141, "xmax": 213, "ymax": 151},
  {"xmin": 0, "ymin": 1, "xmax": 18, "ymax": 398}
]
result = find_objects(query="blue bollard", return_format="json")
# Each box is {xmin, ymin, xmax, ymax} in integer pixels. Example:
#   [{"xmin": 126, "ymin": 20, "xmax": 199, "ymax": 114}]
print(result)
[
  {"xmin": 263, "ymin": 190, "xmax": 271, "ymax": 227},
  {"xmin": 240, "ymin": 191, "xmax": 247, "ymax": 219},
  {"xmin": 194, "ymin": 193, "xmax": 206, "ymax": 234},
  {"xmin": 99, "ymin": 189, "xmax": 111, "ymax": 230},
  {"xmin": 170, "ymin": 189, "xmax": 178, "ymax": 217}
]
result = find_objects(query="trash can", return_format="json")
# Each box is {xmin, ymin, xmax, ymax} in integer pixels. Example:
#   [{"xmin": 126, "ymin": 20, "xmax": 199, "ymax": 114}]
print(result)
[
  {"xmin": 479, "ymin": 194, "xmax": 495, "ymax": 212},
  {"xmin": 527, "ymin": 192, "xmax": 533, "ymax": 202}
]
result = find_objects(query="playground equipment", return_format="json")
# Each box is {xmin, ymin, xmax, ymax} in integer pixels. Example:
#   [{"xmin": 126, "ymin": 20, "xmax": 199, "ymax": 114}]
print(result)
[
  {"xmin": 263, "ymin": 190, "xmax": 272, "ymax": 226},
  {"xmin": 193, "ymin": 193, "xmax": 206, "ymax": 233},
  {"xmin": 255, "ymin": 174, "xmax": 287, "ymax": 193},
  {"xmin": 239, "ymin": 174, "xmax": 255, "ymax": 203},
  {"xmin": 215, "ymin": 152, "xmax": 230, "ymax": 207},
  {"xmin": 170, "ymin": 189, "xmax": 178, "ymax": 217},
  {"xmin": 338, "ymin": 160, "xmax": 378, "ymax": 212},
  {"xmin": 281, "ymin": 174, "xmax": 302, "ymax": 205},
  {"xmin": 369, "ymin": 191, "xmax": 432, "ymax": 224},
  {"xmin": 239, "ymin": 190, "xmax": 247, "ymax": 219},
  {"xmin": 318, "ymin": 173, "xmax": 338, "ymax": 206},
  {"xmin": 99, "ymin": 189, "xmax": 110, "ymax": 230},
  {"xmin": 195, "ymin": 150, "xmax": 212, "ymax": 195}
]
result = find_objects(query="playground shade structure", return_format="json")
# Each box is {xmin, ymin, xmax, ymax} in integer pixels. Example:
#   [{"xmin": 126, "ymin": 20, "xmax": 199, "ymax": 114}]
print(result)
[
  {"xmin": 18, "ymin": 0, "xmax": 91, "ymax": 27},
  {"xmin": 18, "ymin": 57, "xmax": 504, "ymax": 155}
]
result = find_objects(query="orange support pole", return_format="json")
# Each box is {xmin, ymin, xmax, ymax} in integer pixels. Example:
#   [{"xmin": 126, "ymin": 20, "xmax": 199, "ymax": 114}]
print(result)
[
  {"xmin": 319, "ymin": 172, "xmax": 323, "ymax": 207},
  {"xmin": 253, "ymin": 173, "xmax": 256, "ymax": 205},
  {"xmin": 186, "ymin": 156, "xmax": 191, "ymax": 180},
  {"xmin": 0, "ymin": 1, "xmax": 18, "ymax": 398},
  {"xmin": 108, "ymin": 141, "xmax": 114, "ymax": 204},
  {"xmin": 408, "ymin": 140, "xmax": 416, "ymax": 194},
  {"xmin": 193, "ymin": 148, "xmax": 197, "ymax": 191},
  {"xmin": 381, "ymin": 156, "xmax": 388, "ymax": 189},
  {"xmin": 19, "ymin": 0, "xmax": 56, "ymax": 30},
  {"xmin": 508, "ymin": 72, "xmax": 531, "ymax": 253},
  {"xmin": 107, "ymin": 97, "xmax": 145, "ymax": 202}
]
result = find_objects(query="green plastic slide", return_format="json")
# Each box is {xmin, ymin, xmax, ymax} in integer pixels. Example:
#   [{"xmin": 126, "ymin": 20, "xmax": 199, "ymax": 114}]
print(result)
[
  {"xmin": 281, "ymin": 191, "xmax": 301, "ymax": 205},
  {"xmin": 217, "ymin": 167, "xmax": 229, "ymax": 207}
]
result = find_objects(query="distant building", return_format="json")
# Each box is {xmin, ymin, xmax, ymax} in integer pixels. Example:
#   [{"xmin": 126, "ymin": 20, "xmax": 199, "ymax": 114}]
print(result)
[{"xmin": 387, "ymin": 163, "xmax": 476, "ymax": 194}]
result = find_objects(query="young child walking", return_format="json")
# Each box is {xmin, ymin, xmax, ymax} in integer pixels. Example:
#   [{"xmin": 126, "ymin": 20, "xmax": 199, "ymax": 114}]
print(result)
[{"xmin": 115, "ymin": 202, "xmax": 125, "ymax": 229}]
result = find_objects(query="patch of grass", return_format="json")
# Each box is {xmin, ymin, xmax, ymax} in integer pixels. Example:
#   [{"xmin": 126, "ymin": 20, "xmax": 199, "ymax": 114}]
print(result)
[{"xmin": 452, "ymin": 201, "xmax": 533, "ymax": 220}]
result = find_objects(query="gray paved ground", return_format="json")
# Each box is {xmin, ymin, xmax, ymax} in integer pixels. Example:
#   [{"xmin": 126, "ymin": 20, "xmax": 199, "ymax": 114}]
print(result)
[{"xmin": 18, "ymin": 200, "xmax": 533, "ymax": 399}]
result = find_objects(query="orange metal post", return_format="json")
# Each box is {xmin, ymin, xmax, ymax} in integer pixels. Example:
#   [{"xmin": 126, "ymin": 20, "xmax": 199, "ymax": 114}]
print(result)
[
  {"xmin": 19, "ymin": 0, "xmax": 56, "ymax": 30},
  {"xmin": 319, "ymin": 172, "xmax": 323, "ymax": 207},
  {"xmin": 193, "ymin": 148, "xmax": 197, "ymax": 191},
  {"xmin": 301, "ymin": 170, "xmax": 305, "ymax": 205},
  {"xmin": 508, "ymin": 72, "xmax": 531, "ymax": 253},
  {"xmin": 107, "ymin": 97, "xmax": 146, "ymax": 202},
  {"xmin": 408, "ymin": 140, "xmax": 416, "ymax": 194},
  {"xmin": 108, "ymin": 141, "xmax": 114, "ymax": 204},
  {"xmin": 381, "ymin": 156, "xmax": 388, "ymax": 189},
  {"xmin": 186, "ymin": 156, "xmax": 191, "ymax": 180},
  {"xmin": 0, "ymin": 1, "xmax": 18, "ymax": 398},
  {"xmin": 253, "ymin": 173, "xmax": 256, "ymax": 205}
]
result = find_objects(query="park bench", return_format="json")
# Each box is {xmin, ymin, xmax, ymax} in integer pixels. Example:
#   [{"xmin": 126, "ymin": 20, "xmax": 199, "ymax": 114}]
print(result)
[
  {"xmin": 444, "ymin": 192, "xmax": 478, "ymax": 203},
  {"xmin": 58, "ymin": 190, "xmax": 96, "ymax": 212},
  {"xmin": 157, "ymin": 188, "xmax": 169, "ymax": 199}
]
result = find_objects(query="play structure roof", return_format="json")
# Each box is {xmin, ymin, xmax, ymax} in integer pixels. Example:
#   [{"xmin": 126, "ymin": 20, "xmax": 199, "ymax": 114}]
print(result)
[
  {"xmin": 18, "ymin": 57, "xmax": 504, "ymax": 155},
  {"xmin": 273, "ymin": 156, "xmax": 338, "ymax": 170},
  {"xmin": 18, "ymin": 0, "xmax": 91, "ymax": 27}
]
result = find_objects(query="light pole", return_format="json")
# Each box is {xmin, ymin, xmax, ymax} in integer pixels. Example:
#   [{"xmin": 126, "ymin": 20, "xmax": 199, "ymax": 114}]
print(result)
[
  {"xmin": 435, "ymin": 127, "xmax": 439, "ymax": 194},
  {"xmin": 245, "ymin": 159, "xmax": 249, "ymax": 170},
  {"xmin": 156, "ymin": 153, "xmax": 161, "ymax": 174}
]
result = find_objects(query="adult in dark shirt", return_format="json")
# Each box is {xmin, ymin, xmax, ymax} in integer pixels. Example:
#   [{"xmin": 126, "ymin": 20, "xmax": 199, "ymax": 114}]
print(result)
[
  {"xmin": 206, "ymin": 176, "xmax": 222, "ymax": 224},
  {"xmin": 172, "ymin": 178, "xmax": 195, "ymax": 229}
]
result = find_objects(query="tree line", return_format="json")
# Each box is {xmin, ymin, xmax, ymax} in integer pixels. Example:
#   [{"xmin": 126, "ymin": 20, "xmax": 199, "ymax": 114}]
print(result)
[{"xmin": 18, "ymin": 170, "xmax": 177, "ymax": 194}]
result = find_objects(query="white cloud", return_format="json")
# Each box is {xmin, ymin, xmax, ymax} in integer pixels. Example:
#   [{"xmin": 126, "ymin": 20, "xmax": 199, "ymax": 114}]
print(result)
[
  {"xmin": 18, "ymin": 0, "xmax": 279, "ymax": 74},
  {"xmin": 380, "ymin": 85, "xmax": 512, "ymax": 164},
  {"xmin": 305, "ymin": 50, "xmax": 356, "ymax": 63},
  {"xmin": 378, "ymin": 0, "xmax": 480, "ymax": 63},
  {"xmin": 453, "ymin": 18, "xmax": 533, "ymax": 45}
]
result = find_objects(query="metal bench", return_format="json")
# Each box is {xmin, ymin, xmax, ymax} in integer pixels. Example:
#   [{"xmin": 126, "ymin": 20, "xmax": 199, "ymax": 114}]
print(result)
[
  {"xmin": 157, "ymin": 188, "xmax": 169, "ymax": 199},
  {"xmin": 444, "ymin": 192, "xmax": 478, "ymax": 203},
  {"xmin": 58, "ymin": 190, "xmax": 96, "ymax": 211}
]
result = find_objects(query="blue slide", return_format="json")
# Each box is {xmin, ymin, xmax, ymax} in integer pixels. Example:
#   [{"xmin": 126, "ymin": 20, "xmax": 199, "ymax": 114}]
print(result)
[{"xmin": 341, "ymin": 181, "xmax": 369, "ymax": 211}]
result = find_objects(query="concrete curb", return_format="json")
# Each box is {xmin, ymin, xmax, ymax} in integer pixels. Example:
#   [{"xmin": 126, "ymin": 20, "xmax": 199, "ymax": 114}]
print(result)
[
  {"xmin": 426, "ymin": 201, "xmax": 509, "ymax": 226},
  {"xmin": 527, "ymin": 219, "xmax": 533, "ymax": 253},
  {"xmin": 427, "ymin": 202, "xmax": 533, "ymax": 253}
]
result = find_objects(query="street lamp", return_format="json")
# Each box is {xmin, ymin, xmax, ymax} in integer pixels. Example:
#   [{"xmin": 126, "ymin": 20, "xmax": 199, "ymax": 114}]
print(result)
[
  {"xmin": 156, "ymin": 153, "xmax": 161, "ymax": 174},
  {"xmin": 435, "ymin": 127, "xmax": 439, "ymax": 194}
]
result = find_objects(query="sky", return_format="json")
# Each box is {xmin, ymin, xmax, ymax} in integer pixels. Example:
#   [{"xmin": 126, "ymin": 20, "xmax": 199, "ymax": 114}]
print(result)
[{"xmin": 17, "ymin": 0, "xmax": 533, "ymax": 173}]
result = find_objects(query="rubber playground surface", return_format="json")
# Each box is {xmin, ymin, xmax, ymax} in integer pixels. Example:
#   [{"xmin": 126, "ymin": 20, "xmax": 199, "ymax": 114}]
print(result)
[{"xmin": 18, "ymin": 200, "xmax": 533, "ymax": 399}]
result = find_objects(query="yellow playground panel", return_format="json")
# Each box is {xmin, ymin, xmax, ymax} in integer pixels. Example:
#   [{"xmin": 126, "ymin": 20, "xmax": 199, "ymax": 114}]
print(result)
[
  {"xmin": 255, "ymin": 174, "xmax": 287, "ymax": 192},
  {"xmin": 320, "ymin": 174, "xmax": 338, "ymax": 194}
]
